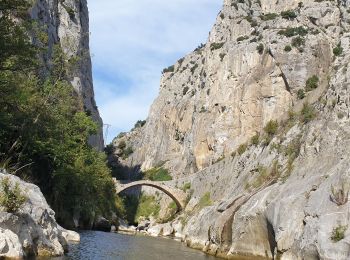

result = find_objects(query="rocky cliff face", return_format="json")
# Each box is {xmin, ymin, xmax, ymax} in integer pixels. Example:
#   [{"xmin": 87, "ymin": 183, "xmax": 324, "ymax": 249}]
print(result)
[
  {"xmin": 0, "ymin": 171, "xmax": 79, "ymax": 258},
  {"xmin": 113, "ymin": 0, "xmax": 339, "ymax": 177},
  {"xmin": 113, "ymin": 0, "xmax": 350, "ymax": 259},
  {"xmin": 30, "ymin": 0, "xmax": 104, "ymax": 150}
]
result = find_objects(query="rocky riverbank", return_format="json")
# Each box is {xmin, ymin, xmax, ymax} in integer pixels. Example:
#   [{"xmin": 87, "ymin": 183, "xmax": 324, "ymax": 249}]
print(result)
[{"xmin": 0, "ymin": 171, "xmax": 79, "ymax": 258}]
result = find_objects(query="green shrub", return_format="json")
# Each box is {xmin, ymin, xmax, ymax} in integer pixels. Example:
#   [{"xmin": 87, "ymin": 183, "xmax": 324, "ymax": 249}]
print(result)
[
  {"xmin": 281, "ymin": 10, "xmax": 297, "ymax": 20},
  {"xmin": 162, "ymin": 65, "xmax": 175, "ymax": 74},
  {"xmin": 249, "ymin": 162, "xmax": 280, "ymax": 189},
  {"xmin": 237, "ymin": 35, "xmax": 249, "ymax": 42},
  {"xmin": 210, "ymin": 42, "xmax": 225, "ymax": 51},
  {"xmin": 160, "ymin": 201, "xmax": 178, "ymax": 223},
  {"xmin": 198, "ymin": 192, "xmax": 212, "ymax": 208},
  {"xmin": 61, "ymin": 3, "xmax": 75, "ymax": 19},
  {"xmin": 190, "ymin": 64, "xmax": 199, "ymax": 74},
  {"xmin": 260, "ymin": 13, "xmax": 278, "ymax": 21},
  {"xmin": 182, "ymin": 182, "xmax": 191, "ymax": 192},
  {"xmin": 0, "ymin": 177, "xmax": 26, "ymax": 213},
  {"xmin": 284, "ymin": 45, "xmax": 292, "ymax": 52},
  {"xmin": 0, "ymin": 3, "xmax": 116, "ymax": 226},
  {"xmin": 333, "ymin": 43, "xmax": 343, "ymax": 56},
  {"xmin": 305, "ymin": 75, "xmax": 319, "ymax": 91},
  {"xmin": 143, "ymin": 167, "xmax": 172, "ymax": 181},
  {"xmin": 104, "ymin": 144, "xmax": 115, "ymax": 155},
  {"xmin": 237, "ymin": 143, "xmax": 248, "ymax": 155},
  {"xmin": 135, "ymin": 195, "xmax": 160, "ymax": 222},
  {"xmin": 284, "ymin": 135, "xmax": 302, "ymax": 168},
  {"xmin": 251, "ymin": 134, "xmax": 260, "ymax": 146},
  {"xmin": 330, "ymin": 183, "xmax": 349, "ymax": 206},
  {"xmin": 264, "ymin": 120, "xmax": 279, "ymax": 137},
  {"xmin": 331, "ymin": 225, "xmax": 347, "ymax": 242},
  {"xmin": 114, "ymin": 195, "xmax": 127, "ymax": 219},
  {"xmin": 300, "ymin": 103, "xmax": 316, "ymax": 123},
  {"xmin": 133, "ymin": 120, "xmax": 146, "ymax": 129},
  {"xmin": 244, "ymin": 16, "xmax": 258, "ymax": 27},
  {"xmin": 215, "ymin": 155, "xmax": 225, "ymax": 163},
  {"xmin": 337, "ymin": 112, "xmax": 345, "ymax": 119},
  {"xmin": 278, "ymin": 26, "xmax": 308, "ymax": 37},
  {"xmin": 297, "ymin": 89, "xmax": 305, "ymax": 99},
  {"xmin": 183, "ymin": 86, "xmax": 189, "ymax": 95},
  {"xmin": 194, "ymin": 43, "xmax": 205, "ymax": 52},
  {"xmin": 122, "ymin": 147, "xmax": 133, "ymax": 159},
  {"xmin": 257, "ymin": 43, "xmax": 264, "ymax": 54},
  {"xmin": 291, "ymin": 36, "xmax": 305, "ymax": 48},
  {"xmin": 117, "ymin": 140, "xmax": 126, "ymax": 150},
  {"xmin": 219, "ymin": 53, "xmax": 226, "ymax": 61}
]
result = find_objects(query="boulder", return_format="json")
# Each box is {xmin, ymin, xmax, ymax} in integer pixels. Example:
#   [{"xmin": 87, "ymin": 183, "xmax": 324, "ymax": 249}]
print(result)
[
  {"xmin": 93, "ymin": 216, "xmax": 111, "ymax": 232},
  {"xmin": 0, "ymin": 171, "xmax": 79, "ymax": 258}
]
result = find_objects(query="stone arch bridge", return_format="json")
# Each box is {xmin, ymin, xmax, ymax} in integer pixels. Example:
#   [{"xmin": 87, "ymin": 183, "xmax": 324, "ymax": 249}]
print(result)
[{"xmin": 113, "ymin": 179, "xmax": 188, "ymax": 211}]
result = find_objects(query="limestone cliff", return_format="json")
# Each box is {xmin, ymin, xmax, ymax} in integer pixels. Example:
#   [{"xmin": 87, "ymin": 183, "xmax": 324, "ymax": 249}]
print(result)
[
  {"xmin": 113, "ymin": 0, "xmax": 336, "ymax": 177},
  {"xmin": 113, "ymin": 0, "xmax": 350, "ymax": 259},
  {"xmin": 30, "ymin": 0, "xmax": 104, "ymax": 150}
]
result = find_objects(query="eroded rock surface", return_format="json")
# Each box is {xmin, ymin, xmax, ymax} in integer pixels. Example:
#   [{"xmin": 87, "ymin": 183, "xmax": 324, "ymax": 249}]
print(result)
[{"xmin": 0, "ymin": 171, "xmax": 79, "ymax": 259}]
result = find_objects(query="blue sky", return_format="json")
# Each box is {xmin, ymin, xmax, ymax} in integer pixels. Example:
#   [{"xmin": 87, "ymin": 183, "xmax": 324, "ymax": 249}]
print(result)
[{"xmin": 87, "ymin": 0, "xmax": 222, "ymax": 144}]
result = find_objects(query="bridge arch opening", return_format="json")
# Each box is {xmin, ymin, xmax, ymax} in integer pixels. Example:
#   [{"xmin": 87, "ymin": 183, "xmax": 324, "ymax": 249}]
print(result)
[{"xmin": 115, "ymin": 180, "xmax": 187, "ymax": 212}]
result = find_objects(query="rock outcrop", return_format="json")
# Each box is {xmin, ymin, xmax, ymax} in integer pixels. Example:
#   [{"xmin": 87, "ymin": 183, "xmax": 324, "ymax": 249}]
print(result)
[
  {"xmin": 113, "ymin": 0, "xmax": 350, "ymax": 259},
  {"xmin": 0, "ymin": 171, "xmax": 79, "ymax": 258},
  {"xmin": 30, "ymin": 0, "xmax": 104, "ymax": 150}
]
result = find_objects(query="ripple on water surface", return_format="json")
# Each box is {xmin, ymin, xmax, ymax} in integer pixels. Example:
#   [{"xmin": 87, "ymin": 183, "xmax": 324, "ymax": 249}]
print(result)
[{"xmin": 47, "ymin": 231, "xmax": 218, "ymax": 260}]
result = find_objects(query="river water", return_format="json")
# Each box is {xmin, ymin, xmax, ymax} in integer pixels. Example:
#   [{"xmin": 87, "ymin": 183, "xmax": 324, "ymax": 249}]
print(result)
[{"xmin": 49, "ymin": 231, "xmax": 219, "ymax": 260}]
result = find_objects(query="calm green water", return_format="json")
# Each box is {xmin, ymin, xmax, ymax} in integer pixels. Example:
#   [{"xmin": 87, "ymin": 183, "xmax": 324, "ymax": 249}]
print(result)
[{"xmin": 50, "ymin": 231, "xmax": 219, "ymax": 260}]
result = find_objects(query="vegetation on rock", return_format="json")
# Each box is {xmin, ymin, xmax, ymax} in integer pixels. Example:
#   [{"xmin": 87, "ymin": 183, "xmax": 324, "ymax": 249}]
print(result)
[
  {"xmin": 118, "ymin": 194, "xmax": 160, "ymax": 224},
  {"xmin": 333, "ymin": 43, "xmax": 343, "ymax": 57},
  {"xmin": 331, "ymin": 225, "xmax": 347, "ymax": 242},
  {"xmin": 305, "ymin": 75, "xmax": 319, "ymax": 91},
  {"xmin": 143, "ymin": 167, "xmax": 172, "ymax": 181},
  {"xmin": 300, "ymin": 103, "xmax": 316, "ymax": 124},
  {"xmin": 198, "ymin": 192, "xmax": 212, "ymax": 209},
  {"xmin": 330, "ymin": 183, "xmax": 349, "ymax": 206},
  {"xmin": 0, "ymin": 177, "xmax": 27, "ymax": 213},
  {"xmin": 0, "ymin": 1, "xmax": 115, "ymax": 227}
]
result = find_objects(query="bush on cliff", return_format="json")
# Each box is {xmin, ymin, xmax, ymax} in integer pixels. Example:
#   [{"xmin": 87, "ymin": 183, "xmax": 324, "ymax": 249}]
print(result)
[
  {"xmin": 0, "ymin": 177, "xmax": 27, "ymax": 213},
  {"xmin": 198, "ymin": 192, "xmax": 212, "ymax": 209},
  {"xmin": 143, "ymin": 167, "xmax": 172, "ymax": 181}
]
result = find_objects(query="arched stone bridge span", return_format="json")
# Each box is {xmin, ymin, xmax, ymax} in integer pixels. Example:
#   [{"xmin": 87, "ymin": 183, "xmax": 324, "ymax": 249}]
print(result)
[{"xmin": 113, "ymin": 179, "xmax": 187, "ymax": 211}]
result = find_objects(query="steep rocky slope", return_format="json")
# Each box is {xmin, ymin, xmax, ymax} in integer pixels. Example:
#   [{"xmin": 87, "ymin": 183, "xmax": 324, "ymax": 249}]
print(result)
[
  {"xmin": 0, "ymin": 171, "xmax": 79, "ymax": 258},
  {"xmin": 31, "ymin": 0, "xmax": 103, "ymax": 150},
  {"xmin": 113, "ymin": 0, "xmax": 342, "ymax": 177},
  {"xmin": 113, "ymin": 0, "xmax": 350, "ymax": 259}
]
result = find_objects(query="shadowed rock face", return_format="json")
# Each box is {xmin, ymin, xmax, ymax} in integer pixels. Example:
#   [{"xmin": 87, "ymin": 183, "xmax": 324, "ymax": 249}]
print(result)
[
  {"xmin": 111, "ymin": 0, "xmax": 350, "ymax": 259},
  {"xmin": 30, "ymin": 0, "xmax": 104, "ymax": 150},
  {"xmin": 0, "ymin": 171, "xmax": 79, "ymax": 258}
]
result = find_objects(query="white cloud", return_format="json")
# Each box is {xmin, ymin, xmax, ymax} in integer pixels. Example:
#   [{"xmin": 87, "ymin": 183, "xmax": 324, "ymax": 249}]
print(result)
[{"xmin": 87, "ymin": 0, "xmax": 222, "ymax": 143}]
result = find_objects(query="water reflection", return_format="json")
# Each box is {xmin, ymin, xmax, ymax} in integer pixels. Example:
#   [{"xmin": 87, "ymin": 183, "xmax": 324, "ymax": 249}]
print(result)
[{"xmin": 48, "ymin": 231, "xmax": 218, "ymax": 260}]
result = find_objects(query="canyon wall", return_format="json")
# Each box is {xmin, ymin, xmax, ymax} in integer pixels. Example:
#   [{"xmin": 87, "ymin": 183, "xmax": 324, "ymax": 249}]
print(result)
[
  {"xmin": 113, "ymin": 0, "xmax": 350, "ymax": 259},
  {"xmin": 114, "ymin": 0, "xmax": 335, "ymax": 177},
  {"xmin": 31, "ymin": 0, "xmax": 104, "ymax": 150}
]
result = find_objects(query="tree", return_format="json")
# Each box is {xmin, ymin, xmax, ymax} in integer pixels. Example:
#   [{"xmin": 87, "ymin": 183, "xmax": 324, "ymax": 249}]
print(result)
[{"xmin": 0, "ymin": 1, "xmax": 116, "ymax": 227}]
